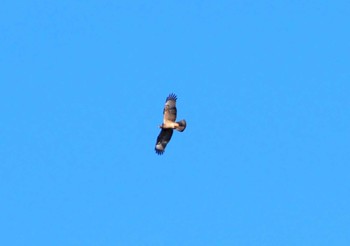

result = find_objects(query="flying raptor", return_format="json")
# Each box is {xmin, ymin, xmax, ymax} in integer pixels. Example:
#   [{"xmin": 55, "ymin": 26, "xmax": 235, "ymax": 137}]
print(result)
[{"xmin": 155, "ymin": 93, "xmax": 186, "ymax": 155}]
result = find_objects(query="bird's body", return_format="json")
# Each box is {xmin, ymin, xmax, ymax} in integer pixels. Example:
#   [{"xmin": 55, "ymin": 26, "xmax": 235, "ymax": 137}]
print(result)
[
  {"xmin": 155, "ymin": 93, "xmax": 186, "ymax": 155},
  {"xmin": 162, "ymin": 121, "xmax": 178, "ymax": 129}
]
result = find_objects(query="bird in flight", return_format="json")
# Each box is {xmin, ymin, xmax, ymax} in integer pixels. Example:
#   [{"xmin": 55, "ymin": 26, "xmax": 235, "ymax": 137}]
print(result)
[{"xmin": 155, "ymin": 93, "xmax": 187, "ymax": 155}]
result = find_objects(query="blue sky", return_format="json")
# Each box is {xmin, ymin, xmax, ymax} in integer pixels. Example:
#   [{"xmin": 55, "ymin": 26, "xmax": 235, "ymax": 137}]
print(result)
[{"xmin": 1, "ymin": 1, "xmax": 349, "ymax": 245}]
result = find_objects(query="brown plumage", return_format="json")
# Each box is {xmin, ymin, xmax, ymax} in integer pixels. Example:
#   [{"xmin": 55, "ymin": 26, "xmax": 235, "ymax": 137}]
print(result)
[{"xmin": 155, "ymin": 93, "xmax": 187, "ymax": 155}]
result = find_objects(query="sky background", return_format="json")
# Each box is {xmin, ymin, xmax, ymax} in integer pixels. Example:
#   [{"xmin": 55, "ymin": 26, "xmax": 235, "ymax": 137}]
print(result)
[{"xmin": 1, "ymin": 1, "xmax": 350, "ymax": 245}]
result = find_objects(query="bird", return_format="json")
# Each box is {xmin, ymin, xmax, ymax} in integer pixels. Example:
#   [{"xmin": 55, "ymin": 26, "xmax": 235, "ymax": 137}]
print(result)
[{"xmin": 155, "ymin": 93, "xmax": 187, "ymax": 155}]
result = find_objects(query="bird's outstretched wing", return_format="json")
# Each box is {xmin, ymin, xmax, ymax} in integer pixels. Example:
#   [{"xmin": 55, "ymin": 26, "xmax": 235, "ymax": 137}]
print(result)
[
  {"xmin": 163, "ymin": 93, "xmax": 177, "ymax": 123},
  {"xmin": 155, "ymin": 129, "xmax": 173, "ymax": 155}
]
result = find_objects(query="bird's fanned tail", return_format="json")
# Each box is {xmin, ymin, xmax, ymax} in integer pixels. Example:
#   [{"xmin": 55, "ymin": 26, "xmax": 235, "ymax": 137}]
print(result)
[{"xmin": 175, "ymin": 119, "xmax": 186, "ymax": 132}]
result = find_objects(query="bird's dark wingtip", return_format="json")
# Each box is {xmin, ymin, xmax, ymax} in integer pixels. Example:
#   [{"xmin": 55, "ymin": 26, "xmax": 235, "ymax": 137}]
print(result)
[
  {"xmin": 166, "ymin": 93, "xmax": 177, "ymax": 102},
  {"xmin": 155, "ymin": 149, "xmax": 164, "ymax": 155}
]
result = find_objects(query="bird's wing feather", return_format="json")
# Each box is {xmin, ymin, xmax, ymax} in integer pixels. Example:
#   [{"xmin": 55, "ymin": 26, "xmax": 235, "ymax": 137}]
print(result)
[
  {"xmin": 163, "ymin": 93, "xmax": 177, "ymax": 122},
  {"xmin": 155, "ymin": 129, "xmax": 173, "ymax": 155}
]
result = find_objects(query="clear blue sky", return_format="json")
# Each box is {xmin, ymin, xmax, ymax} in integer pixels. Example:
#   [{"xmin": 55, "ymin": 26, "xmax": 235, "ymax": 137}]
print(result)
[{"xmin": 1, "ymin": 1, "xmax": 349, "ymax": 245}]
